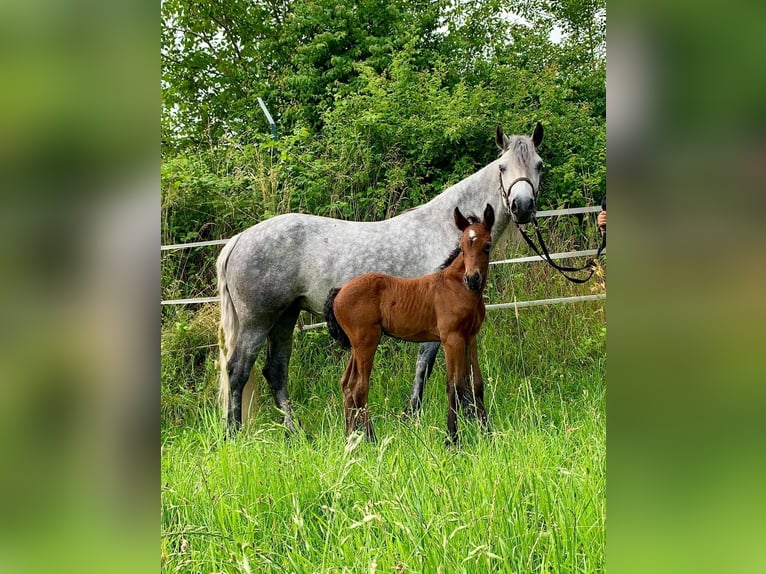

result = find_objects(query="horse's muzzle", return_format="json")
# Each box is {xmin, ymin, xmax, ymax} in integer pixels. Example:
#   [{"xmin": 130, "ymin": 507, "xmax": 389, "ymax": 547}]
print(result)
[
  {"xmin": 510, "ymin": 195, "xmax": 535, "ymax": 224},
  {"xmin": 464, "ymin": 272, "xmax": 483, "ymax": 291}
]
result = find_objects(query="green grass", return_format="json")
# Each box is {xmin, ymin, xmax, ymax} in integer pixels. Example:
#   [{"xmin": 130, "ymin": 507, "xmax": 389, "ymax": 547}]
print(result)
[{"xmin": 161, "ymin": 297, "xmax": 605, "ymax": 573}]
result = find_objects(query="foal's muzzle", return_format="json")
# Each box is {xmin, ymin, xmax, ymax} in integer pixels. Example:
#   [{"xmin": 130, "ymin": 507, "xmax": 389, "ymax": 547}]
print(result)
[{"xmin": 464, "ymin": 271, "xmax": 483, "ymax": 291}]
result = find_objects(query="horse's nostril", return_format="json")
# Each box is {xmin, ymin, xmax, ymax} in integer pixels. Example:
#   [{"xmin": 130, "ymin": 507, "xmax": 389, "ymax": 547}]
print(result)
[{"xmin": 511, "ymin": 198, "xmax": 519, "ymax": 214}]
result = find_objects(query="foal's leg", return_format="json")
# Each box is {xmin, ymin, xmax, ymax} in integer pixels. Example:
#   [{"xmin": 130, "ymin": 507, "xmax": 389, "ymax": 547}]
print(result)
[
  {"xmin": 340, "ymin": 355, "xmax": 357, "ymax": 436},
  {"xmin": 341, "ymin": 350, "xmax": 377, "ymax": 441},
  {"xmin": 262, "ymin": 302, "xmax": 301, "ymax": 432},
  {"xmin": 442, "ymin": 334, "xmax": 467, "ymax": 445},
  {"xmin": 457, "ymin": 342, "xmax": 476, "ymax": 417},
  {"xmin": 405, "ymin": 342, "xmax": 440, "ymax": 415},
  {"xmin": 226, "ymin": 327, "xmax": 268, "ymax": 431},
  {"xmin": 341, "ymin": 327, "xmax": 380, "ymax": 441},
  {"xmin": 349, "ymin": 338, "xmax": 380, "ymax": 442},
  {"xmin": 352, "ymin": 341, "xmax": 378, "ymax": 442},
  {"xmin": 467, "ymin": 336, "xmax": 488, "ymax": 429}
]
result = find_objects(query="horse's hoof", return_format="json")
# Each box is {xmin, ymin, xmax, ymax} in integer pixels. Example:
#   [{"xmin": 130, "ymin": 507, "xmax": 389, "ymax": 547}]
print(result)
[
  {"xmin": 445, "ymin": 435, "xmax": 460, "ymax": 448},
  {"xmin": 401, "ymin": 401, "xmax": 421, "ymax": 419}
]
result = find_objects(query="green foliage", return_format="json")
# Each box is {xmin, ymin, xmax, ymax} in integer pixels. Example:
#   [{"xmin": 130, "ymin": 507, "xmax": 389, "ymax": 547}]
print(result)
[
  {"xmin": 161, "ymin": 305, "xmax": 220, "ymax": 428},
  {"xmin": 162, "ymin": 0, "xmax": 605, "ymax": 293},
  {"xmin": 161, "ymin": 2, "xmax": 607, "ymax": 569},
  {"xmin": 161, "ymin": 5, "xmax": 607, "ymax": 570}
]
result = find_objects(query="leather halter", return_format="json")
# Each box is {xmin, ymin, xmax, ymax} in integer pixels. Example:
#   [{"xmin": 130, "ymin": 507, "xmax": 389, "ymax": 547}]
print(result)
[{"xmin": 498, "ymin": 171, "xmax": 536, "ymax": 215}]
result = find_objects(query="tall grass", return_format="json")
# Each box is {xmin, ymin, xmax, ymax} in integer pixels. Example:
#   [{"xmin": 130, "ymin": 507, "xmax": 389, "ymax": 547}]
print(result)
[{"xmin": 162, "ymin": 274, "xmax": 605, "ymax": 572}]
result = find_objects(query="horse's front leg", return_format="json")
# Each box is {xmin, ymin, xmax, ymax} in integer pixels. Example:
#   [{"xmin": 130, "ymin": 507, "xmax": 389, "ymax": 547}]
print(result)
[
  {"xmin": 442, "ymin": 334, "xmax": 467, "ymax": 445},
  {"xmin": 457, "ymin": 341, "xmax": 476, "ymax": 418},
  {"xmin": 468, "ymin": 336, "xmax": 488, "ymax": 430},
  {"xmin": 405, "ymin": 342, "xmax": 440, "ymax": 416}
]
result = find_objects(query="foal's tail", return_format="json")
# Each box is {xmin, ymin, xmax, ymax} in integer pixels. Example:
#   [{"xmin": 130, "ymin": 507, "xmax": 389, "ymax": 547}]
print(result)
[
  {"xmin": 217, "ymin": 233, "xmax": 243, "ymax": 419},
  {"xmin": 324, "ymin": 288, "xmax": 350, "ymax": 349}
]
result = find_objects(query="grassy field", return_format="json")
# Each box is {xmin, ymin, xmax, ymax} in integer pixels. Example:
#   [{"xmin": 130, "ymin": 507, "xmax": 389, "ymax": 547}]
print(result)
[{"xmin": 161, "ymin": 256, "xmax": 606, "ymax": 573}]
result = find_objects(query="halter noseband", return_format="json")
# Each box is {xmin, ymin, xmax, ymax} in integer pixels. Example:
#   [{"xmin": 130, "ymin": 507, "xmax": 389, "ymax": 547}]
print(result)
[{"xmin": 498, "ymin": 170, "xmax": 536, "ymax": 216}]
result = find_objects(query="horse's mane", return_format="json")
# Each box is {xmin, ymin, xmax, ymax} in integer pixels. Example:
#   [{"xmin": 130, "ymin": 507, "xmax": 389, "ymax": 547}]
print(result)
[{"xmin": 439, "ymin": 215, "xmax": 480, "ymax": 269}]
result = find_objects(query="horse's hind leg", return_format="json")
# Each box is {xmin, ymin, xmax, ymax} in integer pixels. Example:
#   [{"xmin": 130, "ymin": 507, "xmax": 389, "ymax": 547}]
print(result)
[
  {"xmin": 262, "ymin": 302, "xmax": 301, "ymax": 432},
  {"xmin": 227, "ymin": 328, "xmax": 268, "ymax": 430},
  {"xmin": 405, "ymin": 342, "xmax": 440, "ymax": 415},
  {"xmin": 343, "ymin": 333, "xmax": 379, "ymax": 442},
  {"xmin": 340, "ymin": 356, "xmax": 356, "ymax": 436},
  {"xmin": 353, "ymin": 343, "xmax": 378, "ymax": 442}
]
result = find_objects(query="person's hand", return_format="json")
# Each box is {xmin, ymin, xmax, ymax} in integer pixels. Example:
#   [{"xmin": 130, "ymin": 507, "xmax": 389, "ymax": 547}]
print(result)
[{"xmin": 597, "ymin": 210, "xmax": 606, "ymax": 231}]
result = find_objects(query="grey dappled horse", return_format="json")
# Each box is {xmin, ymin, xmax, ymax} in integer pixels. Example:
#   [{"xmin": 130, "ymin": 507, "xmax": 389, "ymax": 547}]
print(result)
[{"xmin": 218, "ymin": 123, "xmax": 545, "ymax": 430}]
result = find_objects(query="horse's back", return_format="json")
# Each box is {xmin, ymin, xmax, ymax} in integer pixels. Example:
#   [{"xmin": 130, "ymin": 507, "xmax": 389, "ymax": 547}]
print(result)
[{"xmin": 224, "ymin": 213, "xmax": 323, "ymax": 320}]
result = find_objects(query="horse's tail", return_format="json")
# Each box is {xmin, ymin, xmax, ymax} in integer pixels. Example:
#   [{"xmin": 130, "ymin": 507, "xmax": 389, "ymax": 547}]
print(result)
[
  {"xmin": 216, "ymin": 233, "xmax": 243, "ymax": 419},
  {"xmin": 324, "ymin": 287, "xmax": 351, "ymax": 349}
]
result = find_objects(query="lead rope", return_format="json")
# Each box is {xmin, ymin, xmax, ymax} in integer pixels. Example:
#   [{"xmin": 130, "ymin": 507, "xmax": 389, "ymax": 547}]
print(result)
[{"xmin": 499, "ymin": 170, "xmax": 605, "ymax": 284}]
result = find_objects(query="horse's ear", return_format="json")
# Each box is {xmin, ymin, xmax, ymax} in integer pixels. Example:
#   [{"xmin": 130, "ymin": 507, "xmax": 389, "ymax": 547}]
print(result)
[
  {"xmin": 483, "ymin": 203, "xmax": 495, "ymax": 232},
  {"xmin": 532, "ymin": 121, "xmax": 544, "ymax": 148},
  {"xmin": 454, "ymin": 207, "xmax": 470, "ymax": 231},
  {"xmin": 495, "ymin": 124, "xmax": 509, "ymax": 151}
]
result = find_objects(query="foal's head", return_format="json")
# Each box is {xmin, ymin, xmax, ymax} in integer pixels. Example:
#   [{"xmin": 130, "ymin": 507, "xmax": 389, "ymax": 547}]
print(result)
[{"xmin": 454, "ymin": 204, "xmax": 495, "ymax": 292}]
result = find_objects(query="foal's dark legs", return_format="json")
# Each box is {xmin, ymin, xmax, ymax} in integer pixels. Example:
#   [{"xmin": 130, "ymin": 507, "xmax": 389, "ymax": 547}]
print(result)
[
  {"xmin": 262, "ymin": 302, "xmax": 301, "ymax": 432},
  {"xmin": 443, "ymin": 335, "xmax": 467, "ymax": 445},
  {"xmin": 467, "ymin": 337, "xmax": 488, "ymax": 429},
  {"xmin": 341, "ymin": 330, "xmax": 380, "ymax": 442},
  {"xmin": 405, "ymin": 342, "xmax": 440, "ymax": 415}
]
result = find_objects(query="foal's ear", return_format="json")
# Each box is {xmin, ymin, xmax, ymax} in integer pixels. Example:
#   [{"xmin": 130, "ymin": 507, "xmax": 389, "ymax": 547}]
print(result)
[
  {"xmin": 495, "ymin": 124, "xmax": 510, "ymax": 151},
  {"xmin": 483, "ymin": 203, "xmax": 495, "ymax": 232},
  {"xmin": 454, "ymin": 207, "xmax": 470, "ymax": 231},
  {"xmin": 532, "ymin": 121, "xmax": 544, "ymax": 148}
]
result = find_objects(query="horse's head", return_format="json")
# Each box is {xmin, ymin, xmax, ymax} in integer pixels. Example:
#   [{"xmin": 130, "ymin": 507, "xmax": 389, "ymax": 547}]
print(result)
[
  {"xmin": 495, "ymin": 122, "xmax": 544, "ymax": 225},
  {"xmin": 454, "ymin": 204, "xmax": 494, "ymax": 292}
]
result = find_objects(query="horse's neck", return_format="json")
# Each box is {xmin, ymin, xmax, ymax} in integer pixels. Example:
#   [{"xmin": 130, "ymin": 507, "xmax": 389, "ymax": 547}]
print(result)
[
  {"xmin": 441, "ymin": 252, "xmax": 465, "ymax": 278},
  {"xmin": 419, "ymin": 161, "xmax": 511, "ymax": 239}
]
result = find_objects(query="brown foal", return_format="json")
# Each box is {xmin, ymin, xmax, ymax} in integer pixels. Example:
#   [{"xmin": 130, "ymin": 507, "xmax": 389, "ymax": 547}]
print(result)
[{"xmin": 324, "ymin": 204, "xmax": 495, "ymax": 444}]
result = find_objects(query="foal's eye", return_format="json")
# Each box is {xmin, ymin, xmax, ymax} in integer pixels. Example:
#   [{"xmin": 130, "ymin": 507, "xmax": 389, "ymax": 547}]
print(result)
[{"xmin": 483, "ymin": 243, "xmax": 491, "ymax": 253}]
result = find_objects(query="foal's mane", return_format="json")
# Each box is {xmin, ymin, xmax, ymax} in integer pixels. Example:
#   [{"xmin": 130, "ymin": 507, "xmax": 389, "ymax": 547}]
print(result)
[{"xmin": 438, "ymin": 215, "xmax": 481, "ymax": 270}]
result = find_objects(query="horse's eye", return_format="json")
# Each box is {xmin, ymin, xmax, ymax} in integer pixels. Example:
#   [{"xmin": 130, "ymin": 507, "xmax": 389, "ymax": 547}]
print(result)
[
  {"xmin": 499, "ymin": 164, "xmax": 506, "ymax": 172},
  {"xmin": 537, "ymin": 161, "xmax": 544, "ymax": 171},
  {"xmin": 483, "ymin": 243, "xmax": 491, "ymax": 253}
]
